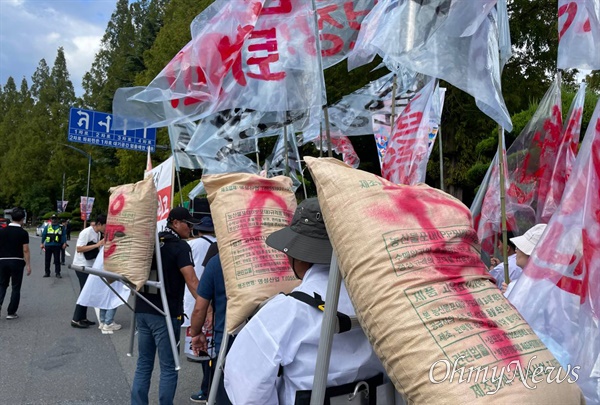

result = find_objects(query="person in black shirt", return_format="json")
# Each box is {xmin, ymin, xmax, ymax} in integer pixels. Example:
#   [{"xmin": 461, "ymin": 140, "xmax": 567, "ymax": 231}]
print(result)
[
  {"xmin": 131, "ymin": 207, "xmax": 200, "ymax": 405},
  {"xmin": 0, "ymin": 207, "xmax": 31, "ymax": 319}
]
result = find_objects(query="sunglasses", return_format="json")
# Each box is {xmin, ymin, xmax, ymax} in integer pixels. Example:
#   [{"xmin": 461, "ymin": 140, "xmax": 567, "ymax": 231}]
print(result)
[{"xmin": 181, "ymin": 220, "xmax": 194, "ymax": 228}]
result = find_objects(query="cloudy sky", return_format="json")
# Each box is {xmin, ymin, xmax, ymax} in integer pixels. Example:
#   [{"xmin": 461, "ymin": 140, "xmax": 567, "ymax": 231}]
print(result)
[{"xmin": 0, "ymin": 0, "xmax": 117, "ymax": 97}]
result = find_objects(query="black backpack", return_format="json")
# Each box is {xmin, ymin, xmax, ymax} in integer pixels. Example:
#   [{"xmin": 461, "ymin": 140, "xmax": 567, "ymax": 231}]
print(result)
[{"xmin": 199, "ymin": 236, "xmax": 219, "ymax": 267}]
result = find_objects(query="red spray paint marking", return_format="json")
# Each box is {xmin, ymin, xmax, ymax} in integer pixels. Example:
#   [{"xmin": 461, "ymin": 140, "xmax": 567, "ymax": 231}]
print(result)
[
  {"xmin": 542, "ymin": 107, "xmax": 582, "ymax": 222},
  {"xmin": 368, "ymin": 183, "xmax": 522, "ymax": 366},
  {"xmin": 105, "ymin": 193, "xmax": 126, "ymax": 258},
  {"xmin": 166, "ymin": 2, "xmax": 263, "ymax": 108},
  {"xmin": 527, "ymin": 134, "xmax": 600, "ymax": 309},
  {"xmin": 535, "ymin": 106, "xmax": 563, "ymax": 204},
  {"xmin": 509, "ymin": 104, "xmax": 562, "ymax": 208},
  {"xmin": 240, "ymin": 179, "xmax": 294, "ymax": 277},
  {"xmin": 558, "ymin": 2, "xmax": 577, "ymax": 40}
]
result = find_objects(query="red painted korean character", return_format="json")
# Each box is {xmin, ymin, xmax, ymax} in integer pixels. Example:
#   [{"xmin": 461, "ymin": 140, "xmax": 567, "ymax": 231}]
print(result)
[{"xmin": 245, "ymin": 28, "xmax": 286, "ymax": 81}]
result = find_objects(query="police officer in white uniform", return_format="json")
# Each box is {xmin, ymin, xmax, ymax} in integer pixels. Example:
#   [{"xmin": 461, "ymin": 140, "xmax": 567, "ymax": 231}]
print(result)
[{"xmin": 224, "ymin": 198, "xmax": 385, "ymax": 404}]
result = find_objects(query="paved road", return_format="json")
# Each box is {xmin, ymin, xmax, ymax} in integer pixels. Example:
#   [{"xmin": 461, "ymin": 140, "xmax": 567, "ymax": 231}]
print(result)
[{"xmin": 0, "ymin": 234, "xmax": 201, "ymax": 404}]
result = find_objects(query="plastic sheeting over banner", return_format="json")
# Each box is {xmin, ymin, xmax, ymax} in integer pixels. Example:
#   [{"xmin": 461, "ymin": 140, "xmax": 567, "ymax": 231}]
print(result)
[
  {"xmin": 265, "ymin": 127, "xmax": 302, "ymax": 174},
  {"xmin": 316, "ymin": 0, "xmax": 375, "ymax": 68},
  {"xmin": 507, "ymin": 97, "xmax": 600, "ymax": 405},
  {"xmin": 557, "ymin": 0, "xmax": 600, "ymax": 70},
  {"xmin": 471, "ymin": 77, "xmax": 562, "ymax": 255},
  {"xmin": 168, "ymin": 122, "xmax": 203, "ymax": 171},
  {"xmin": 183, "ymin": 114, "xmax": 259, "ymax": 175},
  {"xmin": 348, "ymin": 0, "xmax": 512, "ymax": 132},
  {"xmin": 380, "ymin": 79, "xmax": 436, "ymax": 184},
  {"xmin": 504, "ymin": 77, "xmax": 562, "ymax": 226},
  {"xmin": 470, "ymin": 135, "xmax": 509, "ymax": 258},
  {"xmin": 537, "ymin": 82, "xmax": 586, "ymax": 223},
  {"xmin": 113, "ymin": 0, "xmax": 323, "ymax": 130},
  {"xmin": 374, "ymin": 86, "xmax": 445, "ymax": 170},
  {"xmin": 313, "ymin": 130, "xmax": 360, "ymax": 168},
  {"xmin": 327, "ymin": 69, "xmax": 422, "ymax": 136}
]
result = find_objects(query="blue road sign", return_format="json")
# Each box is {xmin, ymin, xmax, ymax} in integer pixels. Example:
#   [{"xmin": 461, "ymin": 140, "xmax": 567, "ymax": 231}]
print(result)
[{"xmin": 68, "ymin": 107, "xmax": 157, "ymax": 152}]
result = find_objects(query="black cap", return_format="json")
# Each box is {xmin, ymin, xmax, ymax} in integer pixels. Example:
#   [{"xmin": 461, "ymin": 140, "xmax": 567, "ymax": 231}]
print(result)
[
  {"xmin": 51, "ymin": 214, "xmax": 58, "ymax": 219},
  {"xmin": 168, "ymin": 207, "xmax": 200, "ymax": 224}
]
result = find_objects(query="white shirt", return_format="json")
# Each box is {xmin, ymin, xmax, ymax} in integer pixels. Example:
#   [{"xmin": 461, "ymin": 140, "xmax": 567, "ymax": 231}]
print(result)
[
  {"xmin": 224, "ymin": 264, "xmax": 385, "ymax": 405},
  {"xmin": 76, "ymin": 247, "xmax": 130, "ymax": 309},
  {"xmin": 72, "ymin": 226, "xmax": 100, "ymax": 267},
  {"xmin": 182, "ymin": 235, "xmax": 217, "ymax": 327},
  {"xmin": 489, "ymin": 254, "xmax": 522, "ymax": 288}
]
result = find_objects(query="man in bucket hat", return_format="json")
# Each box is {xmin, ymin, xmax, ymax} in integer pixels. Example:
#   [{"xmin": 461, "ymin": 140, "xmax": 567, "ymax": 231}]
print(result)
[
  {"xmin": 510, "ymin": 223, "xmax": 547, "ymax": 269},
  {"xmin": 503, "ymin": 223, "xmax": 547, "ymax": 297},
  {"xmin": 186, "ymin": 206, "xmax": 218, "ymax": 404},
  {"xmin": 223, "ymin": 198, "xmax": 384, "ymax": 404}
]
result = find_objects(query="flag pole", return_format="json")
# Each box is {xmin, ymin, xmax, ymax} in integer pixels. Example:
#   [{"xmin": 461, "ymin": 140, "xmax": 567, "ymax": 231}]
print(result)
[
  {"xmin": 167, "ymin": 125, "xmax": 184, "ymax": 206},
  {"xmin": 145, "ymin": 146, "xmax": 152, "ymax": 174},
  {"xmin": 319, "ymin": 123, "xmax": 324, "ymax": 157},
  {"xmin": 255, "ymin": 137, "xmax": 260, "ymax": 168},
  {"xmin": 323, "ymin": 108, "xmax": 333, "ymax": 158},
  {"xmin": 438, "ymin": 126, "xmax": 445, "ymax": 191},
  {"xmin": 497, "ymin": 0, "xmax": 510, "ymax": 286},
  {"xmin": 310, "ymin": 0, "xmax": 332, "ymax": 157},
  {"xmin": 170, "ymin": 155, "xmax": 177, "ymax": 209},
  {"xmin": 291, "ymin": 126, "xmax": 308, "ymax": 200},
  {"xmin": 284, "ymin": 125, "xmax": 290, "ymax": 177},
  {"xmin": 498, "ymin": 127, "xmax": 509, "ymax": 285},
  {"xmin": 390, "ymin": 74, "xmax": 398, "ymax": 130}
]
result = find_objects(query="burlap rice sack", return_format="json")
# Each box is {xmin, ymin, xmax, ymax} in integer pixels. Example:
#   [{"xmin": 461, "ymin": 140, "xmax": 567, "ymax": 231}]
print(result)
[
  {"xmin": 104, "ymin": 175, "xmax": 157, "ymax": 291},
  {"xmin": 305, "ymin": 157, "xmax": 584, "ymax": 404},
  {"xmin": 203, "ymin": 173, "xmax": 300, "ymax": 333}
]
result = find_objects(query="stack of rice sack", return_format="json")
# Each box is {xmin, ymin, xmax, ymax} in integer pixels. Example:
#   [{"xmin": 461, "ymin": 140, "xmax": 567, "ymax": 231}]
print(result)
[
  {"xmin": 203, "ymin": 173, "xmax": 300, "ymax": 333},
  {"xmin": 305, "ymin": 157, "xmax": 584, "ymax": 404},
  {"xmin": 104, "ymin": 175, "xmax": 157, "ymax": 291}
]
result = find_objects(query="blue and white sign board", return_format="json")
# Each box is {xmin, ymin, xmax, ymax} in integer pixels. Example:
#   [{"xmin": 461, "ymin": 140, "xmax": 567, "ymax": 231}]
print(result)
[{"xmin": 68, "ymin": 107, "xmax": 156, "ymax": 152}]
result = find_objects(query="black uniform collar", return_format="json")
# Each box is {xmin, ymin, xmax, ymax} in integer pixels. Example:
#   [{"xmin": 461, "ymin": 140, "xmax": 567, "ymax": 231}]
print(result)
[{"xmin": 161, "ymin": 226, "xmax": 181, "ymax": 240}]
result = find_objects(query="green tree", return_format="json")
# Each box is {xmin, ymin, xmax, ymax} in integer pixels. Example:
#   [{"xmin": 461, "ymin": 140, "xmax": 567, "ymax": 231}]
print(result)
[
  {"xmin": 0, "ymin": 77, "xmax": 36, "ymax": 207},
  {"xmin": 0, "ymin": 76, "xmax": 23, "ymax": 195},
  {"xmin": 82, "ymin": 0, "xmax": 136, "ymax": 112},
  {"xmin": 424, "ymin": 0, "xmax": 591, "ymax": 204},
  {"xmin": 135, "ymin": 0, "xmax": 211, "ymax": 86},
  {"xmin": 30, "ymin": 58, "xmax": 51, "ymax": 103},
  {"xmin": 586, "ymin": 71, "xmax": 600, "ymax": 94}
]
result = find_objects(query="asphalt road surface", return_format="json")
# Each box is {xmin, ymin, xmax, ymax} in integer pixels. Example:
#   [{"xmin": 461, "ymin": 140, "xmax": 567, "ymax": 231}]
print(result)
[{"xmin": 0, "ymin": 233, "xmax": 201, "ymax": 404}]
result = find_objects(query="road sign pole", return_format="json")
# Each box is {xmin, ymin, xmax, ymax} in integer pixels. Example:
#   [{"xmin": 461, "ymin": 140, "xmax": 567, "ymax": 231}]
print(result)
[{"xmin": 85, "ymin": 154, "xmax": 91, "ymax": 228}]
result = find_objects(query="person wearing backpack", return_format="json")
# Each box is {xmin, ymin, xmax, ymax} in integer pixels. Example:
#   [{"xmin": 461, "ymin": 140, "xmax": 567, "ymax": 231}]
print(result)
[
  {"xmin": 186, "ymin": 215, "xmax": 218, "ymax": 404},
  {"xmin": 223, "ymin": 198, "xmax": 385, "ymax": 404},
  {"xmin": 131, "ymin": 207, "xmax": 200, "ymax": 405},
  {"xmin": 70, "ymin": 214, "xmax": 106, "ymax": 328}
]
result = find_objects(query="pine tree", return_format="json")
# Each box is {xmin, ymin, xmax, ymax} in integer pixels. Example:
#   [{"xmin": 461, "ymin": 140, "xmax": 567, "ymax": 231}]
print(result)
[
  {"xmin": 0, "ymin": 77, "xmax": 36, "ymax": 206},
  {"xmin": 82, "ymin": 0, "xmax": 137, "ymax": 112},
  {"xmin": 31, "ymin": 58, "xmax": 50, "ymax": 102},
  {"xmin": 0, "ymin": 77, "xmax": 20, "ymax": 166}
]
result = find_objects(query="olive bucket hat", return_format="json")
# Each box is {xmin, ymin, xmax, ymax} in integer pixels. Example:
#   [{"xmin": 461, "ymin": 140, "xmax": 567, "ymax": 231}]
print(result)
[{"xmin": 266, "ymin": 197, "xmax": 333, "ymax": 264}]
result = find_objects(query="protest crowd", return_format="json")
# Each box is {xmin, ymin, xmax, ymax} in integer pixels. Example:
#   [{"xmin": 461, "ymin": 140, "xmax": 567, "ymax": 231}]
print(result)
[{"xmin": 2, "ymin": 0, "xmax": 600, "ymax": 404}]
